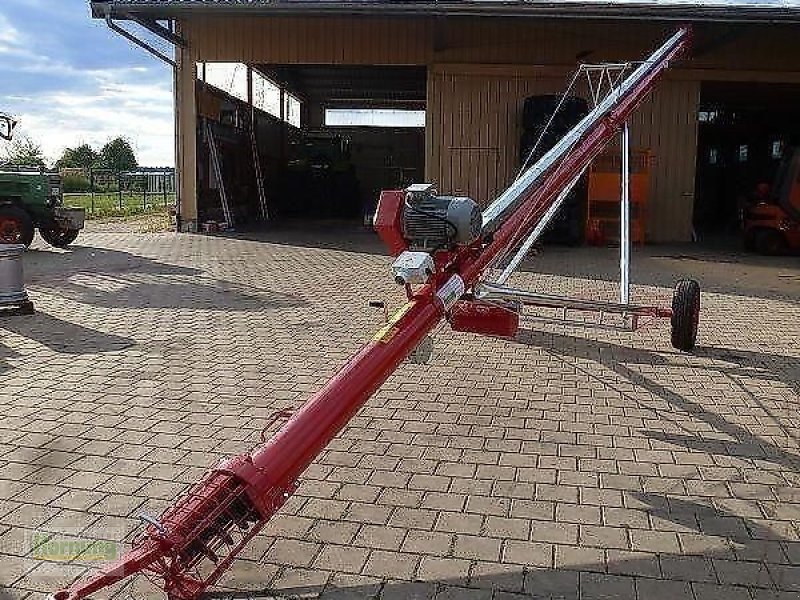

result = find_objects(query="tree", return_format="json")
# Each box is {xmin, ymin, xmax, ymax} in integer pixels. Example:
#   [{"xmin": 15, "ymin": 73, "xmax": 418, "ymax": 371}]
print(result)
[
  {"xmin": 1, "ymin": 134, "xmax": 46, "ymax": 168},
  {"xmin": 55, "ymin": 143, "xmax": 99, "ymax": 170},
  {"xmin": 99, "ymin": 137, "xmax": 137, "ymax": 173}
]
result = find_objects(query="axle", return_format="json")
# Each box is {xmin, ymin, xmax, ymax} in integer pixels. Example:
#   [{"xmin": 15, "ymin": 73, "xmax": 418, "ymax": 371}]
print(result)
[{"xmin": 52, "ymin": 27, "xmax": 691, "ymax": 600}]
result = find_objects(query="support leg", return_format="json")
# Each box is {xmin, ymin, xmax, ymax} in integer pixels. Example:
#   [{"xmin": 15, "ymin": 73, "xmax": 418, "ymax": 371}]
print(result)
[{"xmin": 620, "ymin": 122, "xmax": 631, "ymax": 305}]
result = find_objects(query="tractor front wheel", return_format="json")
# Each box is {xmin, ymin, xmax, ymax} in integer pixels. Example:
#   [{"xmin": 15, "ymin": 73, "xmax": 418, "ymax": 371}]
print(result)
[
  {"xmin": 670, "ymin": 279, "xmax": 700, "ymax": 352},
  {"xmin": 39, "ymin": 223, "xmax": 80, "ymax": 248},
  {"xmin": 0, "ymin": 205, "xmax": 35, "ymax": 247}
]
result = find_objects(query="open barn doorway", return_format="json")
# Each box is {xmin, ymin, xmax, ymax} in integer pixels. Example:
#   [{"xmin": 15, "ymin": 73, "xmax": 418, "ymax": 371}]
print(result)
[
  {"xmin": 266, "ymin": 65, "xmax": 427, "ymax": 223},
  {"xmin": 194, "ymin": 64, "xmax": 426, "ymax": 229},
  {"xmin": 694, "ymin": 81, "xmax": 800, "ymax": 239}
]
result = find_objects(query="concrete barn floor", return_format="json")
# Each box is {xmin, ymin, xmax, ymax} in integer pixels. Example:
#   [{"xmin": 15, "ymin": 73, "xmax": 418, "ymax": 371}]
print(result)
[{"xmin": 1, "ymin": 223, "xmax": 799, "ymax": 600}]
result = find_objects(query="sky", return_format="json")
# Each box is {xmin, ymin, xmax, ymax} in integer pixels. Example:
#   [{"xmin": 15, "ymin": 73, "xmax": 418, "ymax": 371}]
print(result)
[{"xmin": 0, "ymin": 0, "xmax": 174, "ymax": 167}]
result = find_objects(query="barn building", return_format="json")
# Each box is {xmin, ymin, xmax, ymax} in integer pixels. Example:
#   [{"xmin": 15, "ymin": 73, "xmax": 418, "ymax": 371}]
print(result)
[{"xmin": 90, "ymin": 1, "xmax": 800, "ymax": 242}]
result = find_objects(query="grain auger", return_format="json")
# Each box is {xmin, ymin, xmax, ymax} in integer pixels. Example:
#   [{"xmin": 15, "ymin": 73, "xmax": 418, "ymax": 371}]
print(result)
[{"xmin": 51, "ymin": 26, "xmax": 696, "ymax": 600}]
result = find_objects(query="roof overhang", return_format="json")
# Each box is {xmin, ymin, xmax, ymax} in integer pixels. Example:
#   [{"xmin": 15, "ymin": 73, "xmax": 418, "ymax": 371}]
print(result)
[{"xmin": 90, "ymin": 1, "xmax": 800, "ymax": 24}]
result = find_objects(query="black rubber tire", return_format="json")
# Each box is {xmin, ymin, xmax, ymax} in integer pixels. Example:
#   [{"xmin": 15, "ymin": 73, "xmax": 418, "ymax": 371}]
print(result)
[
  {"xmin": 520, "ymin": 128, "xmax": 563, "ymax": 164},
  {"xmin": 522, "ymin": 95, "xmax": 589, "ymax": 130},
  {"xmin": 754, "ymin": 229, "xmax": 789, "ymax": 256},
  {"xmin": 671, "ymin": 279, "xmax": 701, "ymax": 352},
  {"xmin": 0, "ymin": 204, "xmax": 35, "ymax": 247},
  {"xmin": 39, "ymin": 223, "xmax": 79, "ymax": 248}
]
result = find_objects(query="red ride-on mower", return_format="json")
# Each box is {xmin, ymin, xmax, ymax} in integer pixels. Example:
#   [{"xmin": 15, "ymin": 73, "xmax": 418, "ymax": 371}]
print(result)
[{"xmin": 744, "ymin": 147, "xmax": 800, "ymax": 255}]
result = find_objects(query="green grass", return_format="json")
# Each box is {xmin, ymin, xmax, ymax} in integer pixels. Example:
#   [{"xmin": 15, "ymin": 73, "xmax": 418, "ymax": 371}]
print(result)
[{"xmin": 64, "ymin": 192, "xmax": 176, "ymax": 219}]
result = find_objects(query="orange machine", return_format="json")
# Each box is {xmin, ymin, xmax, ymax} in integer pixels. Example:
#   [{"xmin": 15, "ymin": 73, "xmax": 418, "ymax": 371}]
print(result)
[
  {"xmin": 586, "ymin": 148, "xmax": 652, "ymax": 245},
  {"xmin": 744, "ymin": 147, "xmax": 800, "ymax": 254}
]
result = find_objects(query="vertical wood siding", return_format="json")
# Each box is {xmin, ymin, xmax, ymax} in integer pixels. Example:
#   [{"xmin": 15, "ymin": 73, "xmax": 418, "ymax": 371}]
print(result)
[
  {"xmin": 187, "ymin": 16, "xmax": 433, "ymax": 64},
  {"xmin": 427, "ymin": 66, "xmax": 700, "ymax": 241},
  {"xmin": 187, "ymin": 17, "xmax": 798, "ymax": 71},
  {"xmin": 427, "ymin": 67, "xmax": 564, "ymax": 206},
  {"xmin": 629, "ymin": 79, "xmax": 700, "ymax": 242}
]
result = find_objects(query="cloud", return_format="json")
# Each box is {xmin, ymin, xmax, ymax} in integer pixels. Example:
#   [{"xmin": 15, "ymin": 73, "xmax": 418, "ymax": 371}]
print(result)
[
  {"xmin": 7, "ymin": 70, "xmax": 175, "ymax": 167},
  {"xmin": 2, "ymin": 68, "xmax": 175, "ymax": 167},
  {"xmin": 0, "ymin": 12, "xmax": 25, "ymax": 56},
  {"xmin": 0, "ymin": 13, "xmax": 19, "ymax": 44},
  {"xmin": 0, "ymin": 0, "xmax": 174, "ymax": 167}
]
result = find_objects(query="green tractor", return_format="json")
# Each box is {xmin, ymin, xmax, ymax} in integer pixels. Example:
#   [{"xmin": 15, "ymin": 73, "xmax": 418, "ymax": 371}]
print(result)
[{"xmin": 0, "ymin": 113, "xmax": 85, "ymax": 248}]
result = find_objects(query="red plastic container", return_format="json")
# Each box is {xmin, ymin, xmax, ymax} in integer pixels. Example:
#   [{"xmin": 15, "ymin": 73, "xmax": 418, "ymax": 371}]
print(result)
[{"xmin": 449, "ymin": 300, "xmax": 519, "ymax": 338}]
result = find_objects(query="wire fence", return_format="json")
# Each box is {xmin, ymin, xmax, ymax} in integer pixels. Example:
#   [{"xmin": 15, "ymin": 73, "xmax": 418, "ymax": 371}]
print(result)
[{"xmin": 61, "ymin": 170, "xmax": 176, "ymax": 218}]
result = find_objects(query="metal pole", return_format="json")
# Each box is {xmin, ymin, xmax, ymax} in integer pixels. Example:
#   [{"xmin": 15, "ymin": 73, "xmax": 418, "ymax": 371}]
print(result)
[
  {"xmin": 477, "ymin": 283, "xmax": 670, "ymax": 318},
  {"xmin": 89, "ymin": 169, "xmax": 95, "ymax": 215},
  {"xmin": 620, "ymin": 122, "xmax": 631, "ymax": 305},
  {"xmin": 104, "ymin": 16, "xmax": 176, "ymax": 67}
]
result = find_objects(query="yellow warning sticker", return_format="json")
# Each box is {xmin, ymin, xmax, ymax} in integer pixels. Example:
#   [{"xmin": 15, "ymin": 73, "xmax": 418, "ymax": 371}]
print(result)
[{"xmin": 372, "ymin": 301, "xmax": 416, "ymax": 343}]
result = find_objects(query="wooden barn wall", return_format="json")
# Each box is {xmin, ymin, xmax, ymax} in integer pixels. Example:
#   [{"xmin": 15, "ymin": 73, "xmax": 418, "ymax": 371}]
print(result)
[
  {"xmin": 185, "ymin": 16, "xmax": 798, "ymax": 71},
  {"xmin": 628, "ymin": 78, "xmax": 701, "ymax": 242},
  {"xmin": 186, "ymin": 16, "xmax": 433, "ymax": 64},
  {"xmin": 426, "ymin": 68, "xmax": 563, "ymax": 211},
  {"xmin": 427, "ymin": 66, "xmax": 700, "ymax": 241},
  {"xmin": 180, "ymin": 16, "xmax": 797, "ymax": 239}
]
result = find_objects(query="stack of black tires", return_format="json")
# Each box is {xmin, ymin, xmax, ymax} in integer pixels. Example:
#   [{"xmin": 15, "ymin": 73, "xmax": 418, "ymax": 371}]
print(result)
[{"xmin": 519, "ymin": 95, "xmax": 590, "ymax": 245}]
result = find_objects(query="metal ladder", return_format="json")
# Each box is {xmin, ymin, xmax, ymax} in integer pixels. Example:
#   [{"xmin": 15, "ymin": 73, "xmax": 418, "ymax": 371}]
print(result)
[
  {"xmin": 204, "ymin": 119, "xmax": 233, "ymax": 226},
  {"xmin": 249, "ymin": 117, "xmax": 269, "ymax": 221}
]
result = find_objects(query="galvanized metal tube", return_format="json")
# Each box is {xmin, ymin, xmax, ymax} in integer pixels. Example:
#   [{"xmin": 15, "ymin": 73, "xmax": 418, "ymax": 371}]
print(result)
[
  {"xmin": 477, "ymin": 283, "xmax": 671, "ymax": 318},
  {"xmin": 620, "ymin": 122, "xmax": 631, "ymax": 304}
]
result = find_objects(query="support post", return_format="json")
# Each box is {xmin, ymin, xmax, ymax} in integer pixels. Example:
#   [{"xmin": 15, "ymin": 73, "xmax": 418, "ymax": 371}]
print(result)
[
  {"xmin": 89, "ymin": 169, "xmax": 95, "ymax": 215},
  {"xmin": 620, "ymin": 122, "xmax": 631, "ymax": 305},
  {"xmin": 175, "ymin": 20, "xmax": 198, "ymax": 232}
]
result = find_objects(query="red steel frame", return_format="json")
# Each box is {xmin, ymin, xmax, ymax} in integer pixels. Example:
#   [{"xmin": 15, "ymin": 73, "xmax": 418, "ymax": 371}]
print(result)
[{"xmin": 52, "ymin": 27, "xmax": 691, "ymax": 600}]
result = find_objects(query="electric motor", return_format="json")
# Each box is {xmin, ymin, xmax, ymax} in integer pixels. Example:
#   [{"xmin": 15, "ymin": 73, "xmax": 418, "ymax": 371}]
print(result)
[{"xmin": 401, "ymin": 184, "xmax": 482, "ymax": 250}]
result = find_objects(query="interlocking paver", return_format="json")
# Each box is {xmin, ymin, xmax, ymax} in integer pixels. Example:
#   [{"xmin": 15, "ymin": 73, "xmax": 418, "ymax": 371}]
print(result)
[
  {"xmin": 312, "ymin": 544, "xmax": 370, "ymax": 574},
  {"xmin": 470, "ymin": 561, "xmax": 525, "ymax": 592},
  {"xmin": 1, "ymin": 227, "xmax": 799, "ymax": 599},
  {"xmin": 452, "ymin": 534, "xmax": 501, "ymax": 561},
  {"xmin": 362, "ymin": 549, "xmax": 418, "ymax": 579},
  {"xmin": 579, "ymin": 572, "xmax": 636, "ymax": 600}
]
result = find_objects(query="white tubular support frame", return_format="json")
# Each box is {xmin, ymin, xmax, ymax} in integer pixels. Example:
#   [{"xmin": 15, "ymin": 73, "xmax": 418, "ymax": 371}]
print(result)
[{"xmin": 620, "ymin": 122, "xmax": 632, "ymax": 305}]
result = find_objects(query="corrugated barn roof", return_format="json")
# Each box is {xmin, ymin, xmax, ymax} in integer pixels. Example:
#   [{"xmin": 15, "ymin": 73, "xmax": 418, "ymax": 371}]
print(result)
[{"xmin": 90, "ymin": 1, "xmax": 800, "ymax": 22}]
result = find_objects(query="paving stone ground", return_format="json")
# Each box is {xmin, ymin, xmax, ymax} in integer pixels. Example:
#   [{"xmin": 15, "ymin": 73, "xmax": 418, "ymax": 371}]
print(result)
[{"xmin": 1, "ymin": 224, "xmax": 799, "ymax": 600}]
